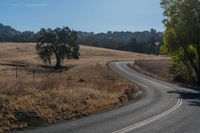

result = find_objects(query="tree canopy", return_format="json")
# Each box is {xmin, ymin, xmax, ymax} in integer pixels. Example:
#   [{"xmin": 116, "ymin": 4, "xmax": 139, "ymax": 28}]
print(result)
[
  {"xmin": 161, "ymin": 0, "xmax": 200, "ymax": 85},
  {"xmin": 36, "ymin": 27, "xmax": 79, "ymax": 69}
]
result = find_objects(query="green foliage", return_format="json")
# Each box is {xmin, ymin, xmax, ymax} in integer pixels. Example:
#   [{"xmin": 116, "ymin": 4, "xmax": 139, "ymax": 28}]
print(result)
[
  {"xmin": 0, "ymin": 22, "xmax": 163, "ymax": 55},
  {"xmin": 161, "ymin": 0, "xmax": 200, "ymax": 85},
  {"xmin": 36, "ymin": 27, "xmax": 79, "ymax": 69},
  {"xmin": 160, "ymin": 44, "xmax": 168, "ymax": 55},
  {"xmin": 171, "ymin": 48, "xmax": 195, "ymax": 83},
  {"xmin": 78, "ymin": 29, "xmax": 163, "ymax": 55},
  {"xmin": 0, "ymin": 23, "xmax": 36, "ymax": 42}
]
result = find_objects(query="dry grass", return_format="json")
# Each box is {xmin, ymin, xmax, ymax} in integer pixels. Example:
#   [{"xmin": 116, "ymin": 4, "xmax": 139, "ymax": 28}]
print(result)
[
  {"xmin": 0, "ymin": 43, "xmax": 164, "ymax": 132},
  {"xmin": 129, "ymin": 59, "xmax": 173, "ymax": 81}
]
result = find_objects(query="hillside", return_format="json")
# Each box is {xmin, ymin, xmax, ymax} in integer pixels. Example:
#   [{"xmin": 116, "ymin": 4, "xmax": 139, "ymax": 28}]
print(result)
[
  {"xmin": 0, "ymin": 43, "xmax": 165, "ymax": 132},
  {"xmin": 0, "ymin": 23, "xmax": 36, "ymax": 42}
]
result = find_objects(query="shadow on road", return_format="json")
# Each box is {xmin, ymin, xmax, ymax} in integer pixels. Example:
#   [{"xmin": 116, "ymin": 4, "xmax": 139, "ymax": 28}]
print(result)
[{"xmin": 168, "ymin": 87, "xmax": 200, "ymax": 107}]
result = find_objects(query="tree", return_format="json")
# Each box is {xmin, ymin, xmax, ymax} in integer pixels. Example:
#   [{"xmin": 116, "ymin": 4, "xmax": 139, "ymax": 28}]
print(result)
[
  {"xmin": 161, "ymin": 0, "xmax": 200, "ymax": 85},
  {"xmin": 36, "ymin": 27, "xmax": 79, "ymax": 69}
]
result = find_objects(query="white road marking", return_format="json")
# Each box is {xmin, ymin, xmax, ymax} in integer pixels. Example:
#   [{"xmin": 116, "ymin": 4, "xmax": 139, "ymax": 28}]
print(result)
[
  {"xmin": 115, "ymin": 62, "xmax": 170, "ymax": 89},
  {"xmin": 111, "ymin": 62, "xmax": 183, "ymax": 133},
  {"xmin": 112, "ymin": 98, "xmax": 182, "ymax": 133}
]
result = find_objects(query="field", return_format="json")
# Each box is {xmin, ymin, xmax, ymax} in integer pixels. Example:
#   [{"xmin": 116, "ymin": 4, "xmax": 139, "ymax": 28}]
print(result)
[
  {"xmin": 0, "ymin": 43, "xmax": 163, "ymax": 132},
  {"xmin": 129, "ymin": 59, "xmax": 173, "ymax": 81}
]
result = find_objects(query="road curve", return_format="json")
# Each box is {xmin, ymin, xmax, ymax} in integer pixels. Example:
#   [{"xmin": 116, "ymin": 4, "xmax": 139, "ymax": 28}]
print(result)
[{"xmin": 15, "ymin": 62, "xmax": 200, "ymax": 133}]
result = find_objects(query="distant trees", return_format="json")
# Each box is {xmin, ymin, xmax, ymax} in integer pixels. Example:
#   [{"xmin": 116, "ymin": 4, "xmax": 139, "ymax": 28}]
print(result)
[
  {"xmin": 78, "ymin": 29, "xmax": 163, "ymax": 54},
  {"xmin": 148, "ymin": 37, "xmax": 161, "ymax": 55},
  {"xmin": 0, "ymin": 22, "xmax": 163, "ymax": 55},
  {"xmin": 160, "ymin": 0, "xmax": 200, "ymax": 85},
  {"xmin": 36, "ymin": 27, "xmax": 79, "ymax": 69},
  {"xmin": 0, "ymin": 23, "xmax": 37, "ymax": 42},
  {"xmin": 119, "ymin": 38, "xmax": 145, "ymax": 53}
]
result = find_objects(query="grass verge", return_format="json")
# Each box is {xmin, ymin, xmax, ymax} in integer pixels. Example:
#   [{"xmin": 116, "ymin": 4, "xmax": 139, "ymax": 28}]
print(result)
[{"xmin": 128, "ymin": 59, "xmax": 173, "ymax": 81}]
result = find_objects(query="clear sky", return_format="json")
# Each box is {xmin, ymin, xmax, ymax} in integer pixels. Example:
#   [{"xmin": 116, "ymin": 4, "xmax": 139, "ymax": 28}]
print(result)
[{"xmin": 0, "ymin": 0, "xmax": 164, "ymax": 33}]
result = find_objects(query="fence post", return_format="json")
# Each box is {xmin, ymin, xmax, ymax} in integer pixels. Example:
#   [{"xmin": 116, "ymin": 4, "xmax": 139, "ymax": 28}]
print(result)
[
  {"xmin": 47, "ymin": 72, "xmax": 49, "ymax": 81},
  {"xmin": 32, "ymin": 71, "xmax": 35, "ymax": 81},
  {"xmin": 16, "ymin": 67, "xmax": 18, "ymax": 80}
]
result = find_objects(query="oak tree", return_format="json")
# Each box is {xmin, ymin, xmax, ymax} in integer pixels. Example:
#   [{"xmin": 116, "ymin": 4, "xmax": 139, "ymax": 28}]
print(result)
[{"xmin": 36, "ymin": 27, "xmax": 79, "ymax": 69}]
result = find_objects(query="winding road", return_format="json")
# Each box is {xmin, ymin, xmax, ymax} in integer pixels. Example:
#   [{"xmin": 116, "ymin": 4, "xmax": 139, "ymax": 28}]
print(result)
[{"xmin": 16, "ymin": 62, "xmax": 200, "ymax": 133}]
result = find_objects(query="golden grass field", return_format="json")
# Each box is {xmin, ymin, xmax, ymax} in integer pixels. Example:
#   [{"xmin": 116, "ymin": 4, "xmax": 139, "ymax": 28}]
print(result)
[
  {"xmin": 129, "ymin": 59, "xmax": 173, "ymax": 81},
  {"xmin": 0, "ymin": 43, "xmax": 165, "ymax": 132}
]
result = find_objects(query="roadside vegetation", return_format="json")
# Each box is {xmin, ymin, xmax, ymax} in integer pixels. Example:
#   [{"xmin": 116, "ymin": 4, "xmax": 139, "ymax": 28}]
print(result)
[
  {"xmin": 128, "ymin": 0, "xmax": 200, "ymax": 86},
  {"xmin": 160, "ymin": 0, "xmax": 200, "ymax": 86},
  {"xmin": 129, "ymin": 59, "xmax": 173, "ymax": 81}
]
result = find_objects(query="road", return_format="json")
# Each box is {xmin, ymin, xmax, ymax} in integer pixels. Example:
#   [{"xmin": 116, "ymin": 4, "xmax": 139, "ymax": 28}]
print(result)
[{"xmin": 15, "ymin": 62, "xmax": 200, "ymax": 133}]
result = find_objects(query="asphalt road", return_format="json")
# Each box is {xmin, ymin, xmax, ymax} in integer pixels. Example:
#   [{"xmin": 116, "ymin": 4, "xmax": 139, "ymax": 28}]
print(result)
[{"xmin": 15, "ymin": 62, "xmax": 200, "ymax": 133}]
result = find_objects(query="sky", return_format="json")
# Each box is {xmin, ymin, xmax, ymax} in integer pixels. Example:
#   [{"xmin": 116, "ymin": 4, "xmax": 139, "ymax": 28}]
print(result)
[{"xmin": 0, "ymin": 0, "xmax": 164, "ymax": 33}]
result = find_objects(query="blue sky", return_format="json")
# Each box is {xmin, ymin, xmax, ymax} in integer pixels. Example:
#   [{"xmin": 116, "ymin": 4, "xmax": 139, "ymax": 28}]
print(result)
[{"xmin": 0, "ymin": 0, "xmax": 164, "ymax": 33}]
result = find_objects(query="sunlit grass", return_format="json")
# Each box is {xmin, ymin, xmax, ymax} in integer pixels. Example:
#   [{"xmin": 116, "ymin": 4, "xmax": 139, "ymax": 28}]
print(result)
[{"xmin": 0, "ymin": 43, "xmax": 163, "ymax": 132}]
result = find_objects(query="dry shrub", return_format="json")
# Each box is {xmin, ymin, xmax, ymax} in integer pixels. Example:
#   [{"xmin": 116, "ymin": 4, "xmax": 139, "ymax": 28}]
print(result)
[
  {"xmin": 35, "ymin": 77, "xmax": 61, "ymax": 91},
  {"xmin": 0, "ymin": 70, "xmax": 137, "ymax": 132},
  {"xmin": 131, "ymin": 59, "xmax": 173, "ymax": 81}
]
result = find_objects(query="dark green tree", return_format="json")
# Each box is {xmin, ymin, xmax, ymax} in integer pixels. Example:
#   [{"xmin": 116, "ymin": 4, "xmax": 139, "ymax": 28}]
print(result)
[
  {"xmin": 36, "ymin": 27, "xmax": 79, "ymax": 69},
  {"xmin": 161, "ymin": 0, "xmax": 200, "ymax": 85}
]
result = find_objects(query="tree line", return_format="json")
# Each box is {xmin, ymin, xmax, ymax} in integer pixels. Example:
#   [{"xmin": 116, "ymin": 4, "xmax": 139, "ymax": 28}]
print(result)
[
  {"xmin": 0, "ymin": 23, "xmax": 36, "ymax": 42},
  {"xmin": 78, "ymin": 29, "xmax": 163, "ymax": 55},
  {"xmin": 0, "ymin": 23, "xmax": 163, "ymax": 55}
]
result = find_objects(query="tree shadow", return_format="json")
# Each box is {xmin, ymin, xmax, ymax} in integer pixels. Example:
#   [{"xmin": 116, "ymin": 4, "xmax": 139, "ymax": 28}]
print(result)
[
  {"xmin": 0, "ymin": 62, "xmax": 27, "ymax": 67},
  {"xmin": 0, "ymin": 62, "xmax": 76, "ymax": 73},
  {"xmin": 168, "ymin": 86, "xmax": 200, "ymax": 107},
  {"xmin": 18, "ymin": 64, "xmax": 76, "ymax": 74}
]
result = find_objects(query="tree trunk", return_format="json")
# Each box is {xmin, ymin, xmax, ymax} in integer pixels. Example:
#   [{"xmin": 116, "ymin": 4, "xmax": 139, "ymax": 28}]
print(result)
[
  {"xmin": 54, "ymin": 52, "xmax": 61, "ymax": 69},
  {"xmin": 55, "ymin": 56, "xmax": 61, "ymax": 69}
]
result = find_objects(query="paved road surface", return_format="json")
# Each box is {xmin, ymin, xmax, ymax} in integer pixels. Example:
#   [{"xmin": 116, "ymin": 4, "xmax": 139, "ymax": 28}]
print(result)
[{"xmin": 15, "ymin": 62, "xmax": 200, "ymax": 133}]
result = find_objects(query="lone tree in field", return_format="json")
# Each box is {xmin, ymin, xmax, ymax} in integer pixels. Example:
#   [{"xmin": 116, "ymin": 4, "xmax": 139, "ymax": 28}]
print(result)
[
  {"xmin": 36, "ymin": 27, "xmax": 79, "ymax": 69},
  {"xmin": 160, "ymin": 0, "xmax": 200, "ymax": 85}
]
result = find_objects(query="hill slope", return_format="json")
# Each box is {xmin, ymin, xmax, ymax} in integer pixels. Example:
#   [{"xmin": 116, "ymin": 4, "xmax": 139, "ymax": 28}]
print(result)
[{"xmin": 0, "ymin": 43, "xmax": 165, "ymax": 132}]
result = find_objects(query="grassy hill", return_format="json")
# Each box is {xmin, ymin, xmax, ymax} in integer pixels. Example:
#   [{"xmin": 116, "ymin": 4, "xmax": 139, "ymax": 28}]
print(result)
[{"xmin": 0, "ymin": 43, "xmax": 164, "ymax": 132}]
